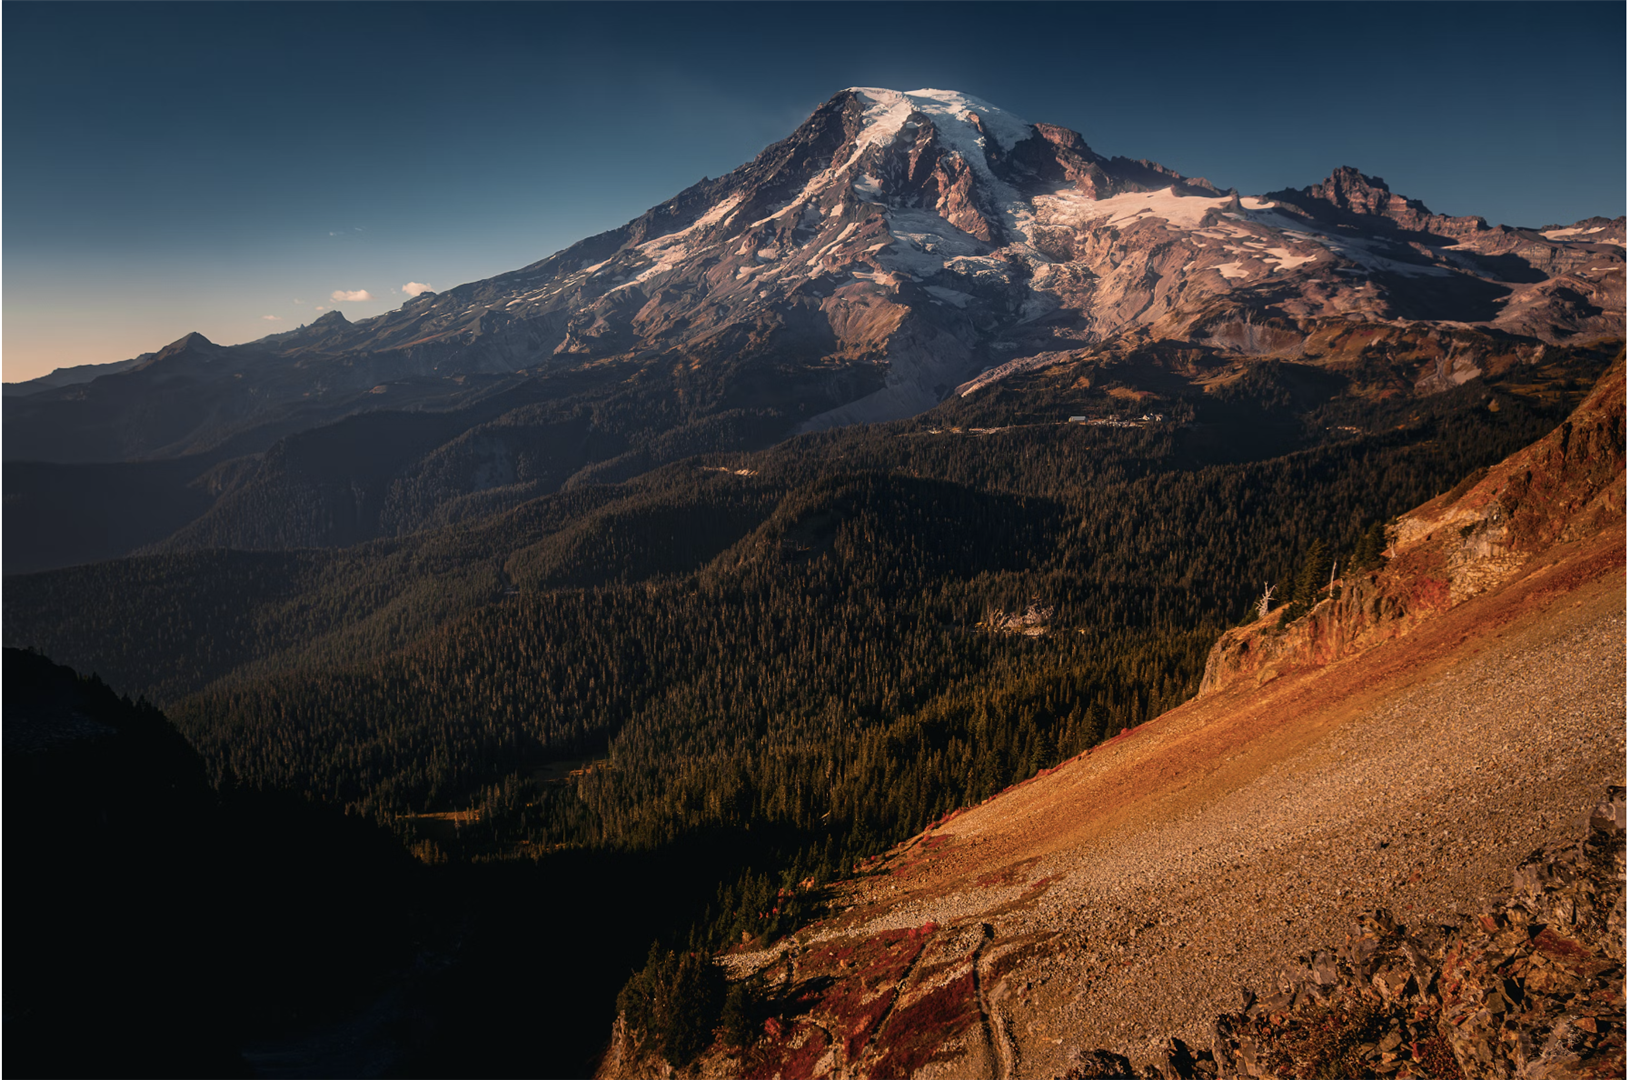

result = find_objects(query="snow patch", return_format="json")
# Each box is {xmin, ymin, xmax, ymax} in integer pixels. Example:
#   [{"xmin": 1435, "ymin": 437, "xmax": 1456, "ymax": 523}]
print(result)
[
  {"xmin": 694, "ymin": 194, "xmax": 745, "ymax": 229},
  {"xmin": 849, "ymin": 269, "xmax": 904, "ymax": 287},
  {"xmin": 924, "ymin": 285, "xmax": 974, "ymax": 308},
  {"xmin": 804, "ymin": 222, "xmax": 861, "ymax": 269},
  {"xmin": 1038, "ymin": 186, "xmax": 1238, "ymax": 231},
  {"xmin": 608, "ymin": 194, "xmax": 746, "ymax": 293},
  {"xmin": 877, "ymin": 208, "xmax": 989, "ymax": 275},
  {"xmin": 1262, "ymin": 246, "xmax": 1318, "ymax": 271}
]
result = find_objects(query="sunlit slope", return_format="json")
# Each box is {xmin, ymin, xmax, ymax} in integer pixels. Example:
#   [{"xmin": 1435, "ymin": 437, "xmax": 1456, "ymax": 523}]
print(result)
[{"xmin": 625, "ymin": 358, "xmax": 1625, "ymax": 1079}]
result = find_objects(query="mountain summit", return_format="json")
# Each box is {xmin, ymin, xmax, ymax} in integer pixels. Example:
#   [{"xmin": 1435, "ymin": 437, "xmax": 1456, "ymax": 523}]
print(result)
[
  {"xmin": 281, "ymin": 83, "xmax": 1613, "ymax": 430},
  {"xmin": 11, "ymin": 88, "xmax": 1625, "ymax": 441},
  {"xmin": 4, "ymin": 86, "xmax": 1623, "ymax": 504}
]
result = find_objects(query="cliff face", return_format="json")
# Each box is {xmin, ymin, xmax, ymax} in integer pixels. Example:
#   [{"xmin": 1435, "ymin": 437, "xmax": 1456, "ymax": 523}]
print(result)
[{"xmin": 1200, "ymin": 357, "xmax": 1626, "ymax": 698}]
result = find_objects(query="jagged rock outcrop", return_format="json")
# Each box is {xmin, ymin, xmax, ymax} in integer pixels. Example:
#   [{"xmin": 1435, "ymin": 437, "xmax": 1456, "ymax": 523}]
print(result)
[
  {"xmin": 1193, "ymin": 787, "xmax": 1626, "ymax": 1080},
  {"xmin": 1199, "ymin": 356, "xmax": 1626, "ymax": 697},
  {"xmin": 1271, "ymin": 165, "xmax": 1491, "ymax": 241}
]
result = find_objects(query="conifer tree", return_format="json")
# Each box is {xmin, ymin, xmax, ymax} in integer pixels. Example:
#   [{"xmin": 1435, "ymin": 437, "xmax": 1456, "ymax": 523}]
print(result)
[{"xmin": 1286, "ymin": 538, "xmax": 1330, "ymax": 620}]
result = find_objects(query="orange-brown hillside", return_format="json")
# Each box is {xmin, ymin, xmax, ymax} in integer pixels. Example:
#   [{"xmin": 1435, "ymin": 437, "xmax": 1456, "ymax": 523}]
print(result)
[
  {"xmin": 598, "ymin": 359, "xmax": 1626, "ymax": 1080},
  {"xmin": 1202, "ymin": 354, "xmax": 1625, "ymax": 695}
]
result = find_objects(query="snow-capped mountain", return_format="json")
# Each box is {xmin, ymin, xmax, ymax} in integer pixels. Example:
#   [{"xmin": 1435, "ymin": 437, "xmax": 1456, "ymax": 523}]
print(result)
[
  {"xmin": 276, "ymin": 87, "xmax": 1621, "ymax": 424},
  {"xmin": 7, "ymin": 87, "xmax": 1624, "ymax": 462}
]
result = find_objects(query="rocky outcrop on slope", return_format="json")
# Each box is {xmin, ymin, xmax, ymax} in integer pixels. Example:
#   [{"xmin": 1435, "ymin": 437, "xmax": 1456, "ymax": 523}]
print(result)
[
  {"xmin": 1190, "ymin": 787, "xmax": 1625, "ymax": 1080},
  {"xmin": 1058, "ymin": 788, "xmax": 1626, "ymax": 1080},
  {"xmin": 1199, "ymin": 356, "xmax": 1626, "ymax": 697}
]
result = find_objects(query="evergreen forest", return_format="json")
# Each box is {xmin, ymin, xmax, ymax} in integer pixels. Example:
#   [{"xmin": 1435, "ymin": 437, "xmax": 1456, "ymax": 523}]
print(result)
[{"xmin": 4, "ymin": 341, "xmax": 1615, "ymax": 1075}]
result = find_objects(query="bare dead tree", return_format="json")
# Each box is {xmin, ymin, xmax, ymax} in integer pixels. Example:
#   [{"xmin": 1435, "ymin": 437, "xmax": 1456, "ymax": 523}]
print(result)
[{"xmin": 1256, "ymin": 583, "xmax": 1275, "ymax": 620}]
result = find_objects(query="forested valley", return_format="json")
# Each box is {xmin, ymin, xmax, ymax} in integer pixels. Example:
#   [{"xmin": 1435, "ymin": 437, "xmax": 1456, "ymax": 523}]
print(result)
[{"xmin": 4, "ymin": 341, "xmax": 1615, "ymax": 1075}]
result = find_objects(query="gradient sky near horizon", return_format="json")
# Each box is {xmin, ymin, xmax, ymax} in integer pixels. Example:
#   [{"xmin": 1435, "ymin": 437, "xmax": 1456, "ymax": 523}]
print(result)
[{"xmin": 4, "ymin": 1, "xmax": 1625, "ymax": 382}]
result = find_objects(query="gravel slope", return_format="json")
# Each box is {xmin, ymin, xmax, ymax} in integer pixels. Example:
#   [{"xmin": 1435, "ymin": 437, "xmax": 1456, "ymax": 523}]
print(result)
[{"xmin": 717, "ymin": 529, "xmax": 1625, "ymax": 1079}]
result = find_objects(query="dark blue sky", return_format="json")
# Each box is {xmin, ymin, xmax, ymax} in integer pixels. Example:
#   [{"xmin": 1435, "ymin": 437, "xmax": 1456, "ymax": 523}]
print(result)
[{"xmin": 5, "ymin": 1, "xmax": 1624, "ymax": 379}]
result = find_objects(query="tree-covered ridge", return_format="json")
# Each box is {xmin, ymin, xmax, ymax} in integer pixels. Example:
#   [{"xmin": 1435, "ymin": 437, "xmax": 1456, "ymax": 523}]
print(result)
[
  {"xmin": 4, "ymin": 348, "xmax": 1611, "ymax": 925},
  {"xmin": 4, "ymin": 343, "xmax": 1615, "ymax": 1034}
]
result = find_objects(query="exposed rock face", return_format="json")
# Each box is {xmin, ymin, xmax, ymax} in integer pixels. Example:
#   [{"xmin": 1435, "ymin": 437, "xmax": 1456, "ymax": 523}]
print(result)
[
  {"xmin": 1199, "ymin": 357, "xmax": 1626, "ymax": 698},
  {"xmin": 1275, "ymin": 165, "xmax": 1489, "ymax": 240},
  {"xmin": 1199, "ymin": 788, "xmax": 1626, "ymax": 1080}
]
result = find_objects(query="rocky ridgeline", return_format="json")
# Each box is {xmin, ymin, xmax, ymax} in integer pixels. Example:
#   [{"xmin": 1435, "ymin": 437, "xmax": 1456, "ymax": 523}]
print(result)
[
  {"xmin": 1200, "ymin": 357, "xmax": 1625, "ymax": 698},
  {"xmin": 1062, "ymin": 788, "xmax": 1626, "ymax": 1080}
]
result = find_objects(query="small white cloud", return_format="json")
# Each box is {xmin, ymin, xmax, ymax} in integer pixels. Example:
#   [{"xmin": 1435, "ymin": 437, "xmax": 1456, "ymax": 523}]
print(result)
[
  {"xmin": 331, "ymin": 289, "xmax": 372, "ymax": 302},
  {"xmin": 315, "ymin": 305, "xmax": 326, "ymax": 311},
  {"xmin": 293, "ymin": 298, "xmax": 304, "ymax": 305},
  {"xmin": 261, "ymin": 315, "xmax": 283, "ymax": 321},
  {"xmin": 402, "ymin": 281, "xmax": 433, "ymax": 297}
]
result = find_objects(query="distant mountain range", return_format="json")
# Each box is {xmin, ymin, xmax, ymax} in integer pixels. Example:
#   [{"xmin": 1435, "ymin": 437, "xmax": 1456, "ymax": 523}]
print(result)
[{"xmin": 4, "ymin": 87, "xmax": 1623, "ymax": 569}]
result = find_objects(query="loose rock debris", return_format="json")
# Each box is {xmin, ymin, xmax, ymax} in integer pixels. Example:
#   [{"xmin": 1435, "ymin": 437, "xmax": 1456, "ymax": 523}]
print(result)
[{"xmin": 1061, "ymin": 788, "xmax": 1625, "ymax": 1080}]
